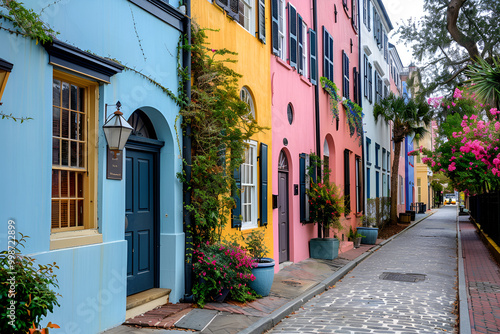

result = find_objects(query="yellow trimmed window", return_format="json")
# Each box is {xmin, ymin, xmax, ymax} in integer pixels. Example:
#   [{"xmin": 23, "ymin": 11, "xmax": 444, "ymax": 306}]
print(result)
[{"xmin": 51, "ymin": 71, "xmax": 98, "ymax": 233}]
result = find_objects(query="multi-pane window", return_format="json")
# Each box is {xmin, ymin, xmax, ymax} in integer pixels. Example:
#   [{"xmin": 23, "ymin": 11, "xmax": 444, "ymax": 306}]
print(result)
[
  {"xmin": 323, "ymin": 27, "xmax": 334, "ymax": 82},
  {"xmin": 278, "ymin": 0, "xmax": 286, "ymax": 60},
  {"xmin": 342, "ymin": 51, "xmax": 350, "ymax": 99},
  {"xmin": 240, "ymin": 86, "xmax": 255, "ymax": 119},
  {"xmin": 366, "ymin": 137, "xmax": 371, "ymax": 163},
  {"xmin": 375, "ymin": 71, "xmax": 382, "ymax": 104},
  {"xmin": 368, "ymin": 62, "xmax": 373, "ymax": 103},
  {"xmin": 382, "ymin": 148, "xmax": 386, "ymax": 170},
  {"xmin": 241, "ymin": 141, "xmax": 258, "ymax": 228},
  {"xmin": 238, "ymin": 0, "xmax": 254, "ymax": 33},
  {"xmin": 366, "ymin": 0, "xmax": 371, "ymax": 31},
  {"xmin": 417, "ymin": 178, "xmax": 422, "ymax": 202},
  {"xmin": 375, "ymin": 143, "xmax": 380, "ymax": 168},
  {"xmin": 399, "ymin": 175, "xmax": 404, "ymax": 204},
  {"xmin": 351, "ymin": 0, "xmax": 357, "ymax": 30},
  {"xmin": 382, "ymin": 174, "xmax": 386, "ymax": 197},
  {"xmin": 52, "ymin": 77, "xmax": 86, "ymax": 231},
  {"xmin": 298, "ymin": 15, "xmax": 308, "ymax": 77}
]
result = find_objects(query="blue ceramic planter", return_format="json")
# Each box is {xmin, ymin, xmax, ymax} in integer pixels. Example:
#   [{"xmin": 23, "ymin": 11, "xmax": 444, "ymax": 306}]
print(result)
[
  {"xmin": 309, "ymin": 238, "xmax": 339, "ymax": 260},
  {"xmin": 357, "ymin": 227, "xmax": 378, "ymax": 245},
  {"xmin": 249, "ymin": 257, "xmax": 275, "ymax": 297}
]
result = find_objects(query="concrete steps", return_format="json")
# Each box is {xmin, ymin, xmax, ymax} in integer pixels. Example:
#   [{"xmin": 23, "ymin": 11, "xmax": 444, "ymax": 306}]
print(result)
[{"xmin": 125, "ymin": 288, "xmax": 171, "ymax": 320}]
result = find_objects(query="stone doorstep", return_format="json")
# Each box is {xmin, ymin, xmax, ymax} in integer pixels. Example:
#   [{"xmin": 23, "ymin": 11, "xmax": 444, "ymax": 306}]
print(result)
[{"xmin": 126, "ymin": 288, "xmax": 171, "ymax": 320}]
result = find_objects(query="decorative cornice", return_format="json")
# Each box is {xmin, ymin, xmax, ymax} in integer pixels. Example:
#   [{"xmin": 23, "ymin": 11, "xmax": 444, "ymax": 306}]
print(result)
[
  {"xmin": 0, "ymin": 58, "xmax": 13, "ymax": 72},
  {"xmin": 43, "ymin": 39, "xmax": 124, "ymax": 83},
  {"xmin": 128, "ymin": 0, "xmax": 185, "ymax": 32}
]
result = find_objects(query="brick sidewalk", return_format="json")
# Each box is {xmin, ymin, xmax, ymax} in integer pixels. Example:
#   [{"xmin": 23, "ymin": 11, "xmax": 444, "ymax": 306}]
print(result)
[{"xmin": 460, "ymin": 218, "xmax": 500, "ymax": 334}]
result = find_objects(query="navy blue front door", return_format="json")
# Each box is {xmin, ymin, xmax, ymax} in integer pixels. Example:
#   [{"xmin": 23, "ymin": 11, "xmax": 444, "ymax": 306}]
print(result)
[{"xmin": 125, "ymin": 149, "xmax": 156, "ymax": 296}]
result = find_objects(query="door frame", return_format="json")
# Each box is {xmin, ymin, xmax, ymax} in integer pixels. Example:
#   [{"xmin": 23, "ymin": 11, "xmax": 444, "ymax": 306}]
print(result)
[
  {"xmin": 278, "ymin": 170, "xmax": 290, "ymax": 263},
  {"xmin": 125, "ymin": 135, "xmax": 164, "ymax": 292}
]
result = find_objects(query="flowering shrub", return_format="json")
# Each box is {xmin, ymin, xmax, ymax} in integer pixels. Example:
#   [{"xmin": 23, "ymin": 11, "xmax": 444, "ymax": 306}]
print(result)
[
  {"xmin": 192, "ymin": 242, "xmax": 257, "ymax": 307},
  {"xmin": 421, "ymin": 87, "xmax": 500, "ymax": 195},
  {"xmin": 306, "ymin": 181, "xmax": 345, "ymax": 233},
  {"xmin": 342, "ymin": 98, "xmax": 364, "ymax": 144},
  {"xmin": 320, "ymin": 77, "xmax": 341, "ymax": 119}
]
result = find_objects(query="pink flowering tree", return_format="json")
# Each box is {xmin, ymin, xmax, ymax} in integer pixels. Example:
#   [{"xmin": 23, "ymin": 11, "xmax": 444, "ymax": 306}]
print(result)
[
  {"xmin": 420, "ymin": 87, "xmax": 500, "ymax": 195},
  {"xmin": 374, "ymin": 93, "xmax": 432, "ymax": 225}
]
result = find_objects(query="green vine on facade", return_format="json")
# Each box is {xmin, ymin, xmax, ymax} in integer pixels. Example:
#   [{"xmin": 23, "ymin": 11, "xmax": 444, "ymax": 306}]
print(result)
[
  {"xmin": 0, "ymin": 0, "xmax": 57, "ymax": 44},
  {"xmin": 320, "ymin": 76, "xmax": 341, "ymax": 119},
  {"xmin": 341, "ymin": 98, "xmax": 363, "ymax": 144},
  {"xmin": 0, "ymin": 112, "xmax": 32, "ymax": 122},
  {"xmin": 177, "ymin": 23, "xmax": 266, "ymax": 246}
]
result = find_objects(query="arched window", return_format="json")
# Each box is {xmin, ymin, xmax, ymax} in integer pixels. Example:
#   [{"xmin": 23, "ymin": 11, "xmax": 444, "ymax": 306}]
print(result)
[
  {"xmin": 240, "ymin": 86, "xmax": 255, "ymax": 119},
  {"xmin": 278, "ymin": 150, "xmax": 288, "ymax": 171},
  {"xmin": 127, "ymin": 109, "xmax": 157, "ymax": 139}
]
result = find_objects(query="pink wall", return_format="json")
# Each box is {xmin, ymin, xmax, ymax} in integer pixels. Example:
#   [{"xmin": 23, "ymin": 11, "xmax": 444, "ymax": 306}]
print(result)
[
  {"xmin": 271, "ymin": 0, "xmax": 316, "ymax": 266},
  {"xmin": 317, "ymin": 0, "xmax": 363, "ymax": 243}
]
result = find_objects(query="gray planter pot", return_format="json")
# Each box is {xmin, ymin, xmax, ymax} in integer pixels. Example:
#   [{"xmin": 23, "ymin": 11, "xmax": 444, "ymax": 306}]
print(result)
[{"xmin": 309, "ymin": 238, "xmax": 339, "ymax": 260}]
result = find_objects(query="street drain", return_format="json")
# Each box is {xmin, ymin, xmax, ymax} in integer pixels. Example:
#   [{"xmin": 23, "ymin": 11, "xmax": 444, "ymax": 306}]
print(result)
[
  {"xmin": 379, "ymin": 272, "xmax": 426, "ymax": 282},
  {"xmin": 282, "ymin": 280, "xmax": 302, "ymax": 287}
]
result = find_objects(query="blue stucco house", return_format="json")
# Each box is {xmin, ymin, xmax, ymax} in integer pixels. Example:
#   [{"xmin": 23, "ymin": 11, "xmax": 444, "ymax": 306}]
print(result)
[
  {"xmin": 402, "ymin": 81, "xmax": 415, "ymax": 210},
  {"xmin": 0, "ymin": 0, "xmax": 189, "ymax": 332}
]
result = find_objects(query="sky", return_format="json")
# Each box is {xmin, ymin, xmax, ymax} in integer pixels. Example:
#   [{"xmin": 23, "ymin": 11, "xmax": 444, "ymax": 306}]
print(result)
[{"xmin": 383, "ymin": 0, "xmax": 425, "ymax": 67}]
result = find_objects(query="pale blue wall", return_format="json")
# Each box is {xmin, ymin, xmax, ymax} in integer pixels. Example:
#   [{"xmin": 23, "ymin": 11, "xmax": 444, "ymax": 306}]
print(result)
[{"xmin": 0, "ymin": 0, "xmax": 185, "ymax": 332}]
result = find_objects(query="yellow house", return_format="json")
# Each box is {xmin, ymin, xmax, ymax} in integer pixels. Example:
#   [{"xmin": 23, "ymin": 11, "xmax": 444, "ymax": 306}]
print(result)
[{"xmin": 191, "ymin": 0, "xmax": 273, "ymax": 255}]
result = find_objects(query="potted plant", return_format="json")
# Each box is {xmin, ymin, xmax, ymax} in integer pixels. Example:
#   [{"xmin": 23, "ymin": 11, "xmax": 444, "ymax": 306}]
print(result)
[
  {"xmin": 347, "ymin": 227, "xmax": 363, "ymax": 248},
  {"xmin": 243, "ymin": 230, "xmax": 275, "ymax": 297},
  {"xmin": 306, "ymin": 180, "xmax": 345, "ymax": 260},
  {"xmin": 192, "ymin": 241, "xmax": 257, "ymax": 307},
  {"xmin": 357, "ymin": 214, "xmax": 379, "ymax": 245}
]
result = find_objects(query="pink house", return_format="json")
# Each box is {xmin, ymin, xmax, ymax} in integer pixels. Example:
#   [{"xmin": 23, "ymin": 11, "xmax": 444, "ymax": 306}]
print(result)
[
  {"xmin": 271, "ymin": 0, "xmax": 364, "ymax": 267},
  {"xmin": 317, "ymin": 0, "xmax": 363, "ymax": 251},
  {"xmin": 270, "ymin": 0, "xmax": 316, "ymax": 266}
]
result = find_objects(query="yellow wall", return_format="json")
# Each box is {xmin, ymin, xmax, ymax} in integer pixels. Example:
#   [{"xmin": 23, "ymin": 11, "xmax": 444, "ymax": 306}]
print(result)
[{"xmin": 192, "ymin": 0, "xmax": 273, "ymax": 256}]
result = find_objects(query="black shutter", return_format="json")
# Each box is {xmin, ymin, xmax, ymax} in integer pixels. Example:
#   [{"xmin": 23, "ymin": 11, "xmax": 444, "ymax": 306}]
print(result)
[
  {"xmin": 309, "ymin": 29, "xmax": 317, "ymax": 85},
  {"xmin": 259, "ymin": 143, "xmax": 268, "ymax": 226},
  {"xmin": 258, "ymin": 0, "xmax": 266, "ymax": 44},
  {"xmin": 342, "ymin": 51, "xmax": 346, "ymax": 98},
  {"xmin": 298, "ymin": 14, "xmax": 303, "ymax": 74},
  {"xmin": 344, "ymin": 150, "xmax": 351, "ymax": 213},
  {"xmin": 300, "ymin": 153, "xmax": 306, "ymax": 222},
  {"xmin": 289, "ymin": 4, "xmax": 297, "ymax": 69},
  {"xmin": 367, "ymin": 0, "xmax": 371, "ymax": 31},
  {"xmin": 364, "ymin": 56, "xmax": 368, "ymax": 98},
  {"xmin": 271, "ymin": 0, "xmax": 279, "ymax": 55},
  {"xmin": 363, "ymin": 0, "xmax": 366, "ymax": 26},
  {"xmin": 232, "ymin": 167, "xmax": 242, "ymax": 228},
  {"xmin": 368, "ymin": 63, "xmax": 373, "ymax": 103},
  {"xmin": 216, "ymin": 0, "xmax": 239, "ymax": 20},
  {"xmin": 229, "ymin": 0, "xmax": 239, "ymax": 20},
  {"xmin": 353, "ymin": 67, "xmax": 358, "ymax": 103},
  {"xmin": 346, "ymin": 53, "xmax": 350, "ymax": 99},
  {"xmin": 323, "ymin": 27, "xmax": 329, "ymax": 81}
]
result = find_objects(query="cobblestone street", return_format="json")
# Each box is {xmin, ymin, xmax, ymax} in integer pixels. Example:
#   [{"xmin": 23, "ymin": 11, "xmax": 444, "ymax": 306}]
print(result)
[{"xmin": 269, "ymin": 206, "xmax": 458, "ymax": 333}]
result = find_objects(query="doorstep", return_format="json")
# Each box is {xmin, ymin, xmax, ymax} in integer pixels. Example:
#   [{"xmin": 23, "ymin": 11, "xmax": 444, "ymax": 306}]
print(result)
[{"xmin": 126, "ymin": 288, "xmax": 171, "ymax": 320}]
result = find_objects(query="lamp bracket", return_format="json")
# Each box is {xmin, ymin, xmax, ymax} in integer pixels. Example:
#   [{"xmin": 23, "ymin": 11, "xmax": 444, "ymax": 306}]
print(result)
[{"xmin": 105, "ymin": 101, "xmax": 122, "ymax": 121}]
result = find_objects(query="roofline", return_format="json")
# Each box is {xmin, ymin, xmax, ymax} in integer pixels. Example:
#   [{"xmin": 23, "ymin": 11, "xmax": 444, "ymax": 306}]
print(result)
[{"xmin": 375, "ymin": 0, "xmax": 394, "ymax": 31}]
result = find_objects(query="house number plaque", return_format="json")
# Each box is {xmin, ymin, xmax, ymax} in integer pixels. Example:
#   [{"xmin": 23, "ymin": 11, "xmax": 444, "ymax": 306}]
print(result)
[{"xmin": 106, "ymin": 147, "xmax": 123, "ymax": 180}]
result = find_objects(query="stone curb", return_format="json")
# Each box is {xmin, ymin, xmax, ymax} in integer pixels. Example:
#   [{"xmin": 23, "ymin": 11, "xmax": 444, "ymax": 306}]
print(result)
[
  {"xmin": 457, "ymin": 213, "xmax": 472, "ymax": 334},
  {"xmin": 238, "ymin": 211, "xmax": 436, "ymax": 334}
]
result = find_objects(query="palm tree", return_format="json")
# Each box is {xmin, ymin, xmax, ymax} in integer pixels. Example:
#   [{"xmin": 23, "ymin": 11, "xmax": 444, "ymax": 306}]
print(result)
[
  {"xmin": 466, "ymin": 57, "xmax": 500, "ymax": 110},
  {"xmin": 374, "ymin": 93, "xmax": 432, "ymax": 225}
]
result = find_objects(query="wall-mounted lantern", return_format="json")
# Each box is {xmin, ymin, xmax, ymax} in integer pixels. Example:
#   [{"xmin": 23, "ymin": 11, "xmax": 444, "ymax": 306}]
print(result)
[
  {"xmin": 0, "ymin": 58, "xmax": 14, "ymax": 104},
  {"xmin": 103, "ymin": 101, "xmax": 133, "ymax": 154}
]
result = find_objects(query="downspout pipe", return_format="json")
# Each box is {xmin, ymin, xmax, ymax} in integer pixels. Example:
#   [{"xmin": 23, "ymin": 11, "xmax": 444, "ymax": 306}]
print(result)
[
  {"xmin": 358, "ymin": 0, "xmax": 366, "ymax": 217},
  {"xmin": 181, "ymin": 0, "xmax": 194, "ymax": 303},
  {"xmin": 312, "ymin": 0, "xmax": 322, "ymax": 237}
]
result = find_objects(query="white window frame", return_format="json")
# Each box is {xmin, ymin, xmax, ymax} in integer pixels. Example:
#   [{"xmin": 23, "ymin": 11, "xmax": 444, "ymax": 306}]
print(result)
[
  {"xmin": 238, "ymin": 0, "xmax": 255, "ymax": 34},
  {"xmin": 278, "ymin": 0, "xmax": 286, "ymax": 60},
  {"xmin": 241, "ymin": 140, "xmax": 258, "ymax": 229},
  {"xmin": 240, "ymin": 86, "xmax": 256, "ymax": 119},
  {"xmin": 301, "ymin": 20, "xmax": 308, "ymax": 77}
]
